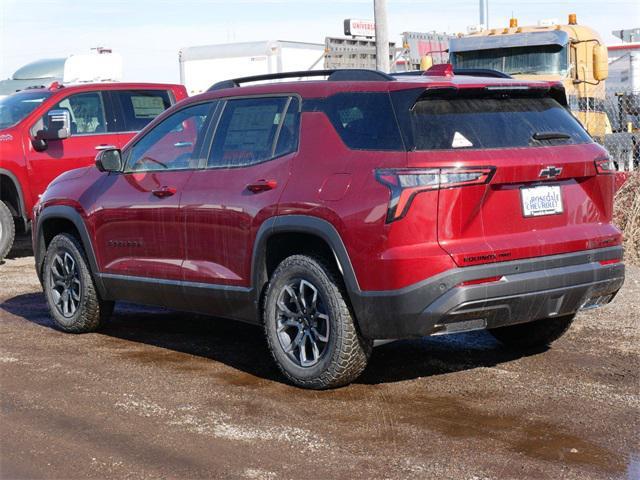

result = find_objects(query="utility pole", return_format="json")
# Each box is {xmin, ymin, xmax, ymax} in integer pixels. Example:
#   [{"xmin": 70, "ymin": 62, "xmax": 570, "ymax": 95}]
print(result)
[
  {"xmin": 479, "ymin": 0, "xmax": 489, "ymax": 30},
  {"xmin": 374, "ymin": 0, "xmax": 389, "ymax": 72}
]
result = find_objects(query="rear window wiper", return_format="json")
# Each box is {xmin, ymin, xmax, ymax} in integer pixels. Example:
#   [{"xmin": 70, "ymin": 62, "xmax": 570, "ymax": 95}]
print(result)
[{"xmin": 531, "ymin": 131, "xmax": 571, "ymax": 141}]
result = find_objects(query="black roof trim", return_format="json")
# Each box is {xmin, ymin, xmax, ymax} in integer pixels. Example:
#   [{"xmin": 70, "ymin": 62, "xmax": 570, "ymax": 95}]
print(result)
[
  {"xmin": 453, "ymin": 68, "xmax": 513, "ymax": 79},
  {"xmin": 207, "ymin": 69, "xmax": 396, "ymax": 91},
  {"xmin": 393, "ymin": 68, "xmax": 513, "ymax": 79}
]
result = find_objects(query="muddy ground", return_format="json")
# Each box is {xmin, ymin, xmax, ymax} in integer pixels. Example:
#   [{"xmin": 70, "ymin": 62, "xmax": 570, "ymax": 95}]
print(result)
[{"xmin": 1, "ymin": 235, "xmax": 638, "ymax": 480}]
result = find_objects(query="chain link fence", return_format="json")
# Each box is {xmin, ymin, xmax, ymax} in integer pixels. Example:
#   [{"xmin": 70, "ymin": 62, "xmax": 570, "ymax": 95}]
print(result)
[{"xmin": 602, "ymin": 89, "xmax": 639, "ymax": 172}]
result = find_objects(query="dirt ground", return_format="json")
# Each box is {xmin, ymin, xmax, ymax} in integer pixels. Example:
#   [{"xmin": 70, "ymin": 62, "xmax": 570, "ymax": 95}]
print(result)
[{"xmin": 1, "ymin": 235, "xmax": 638, "ymax": 480}]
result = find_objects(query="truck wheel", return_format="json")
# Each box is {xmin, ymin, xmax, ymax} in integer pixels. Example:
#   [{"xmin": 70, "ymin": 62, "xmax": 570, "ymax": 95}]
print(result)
[
  {"xmin": 263, "ymin": 254, "xmax": 371, "ymax": 389},
  {"xmin": 489, "ymin": 314, "xmax": 575, "ymax": 350},
  {"xmin": 43, "ymin": 233, "xmax": 113, "ymax": 333},
  {"xmin": 0, "ymin": 200, "xmax": 15, "ymax": 262}
]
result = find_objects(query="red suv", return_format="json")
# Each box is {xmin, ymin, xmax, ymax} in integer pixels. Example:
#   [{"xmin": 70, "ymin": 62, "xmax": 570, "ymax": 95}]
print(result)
[
  {"xmin": 0, "ymin": 82, "xmax": 187, "ymax": 260},
  {"xmin": 32, "ymin": 67, "xmax": 625, "ymax": 389}
]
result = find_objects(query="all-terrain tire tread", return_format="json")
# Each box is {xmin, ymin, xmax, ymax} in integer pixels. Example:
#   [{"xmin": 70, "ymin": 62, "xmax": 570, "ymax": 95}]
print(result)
[
  {"xmin": 264, "ymin": 254, "xmax": 371, "ymax": 389},
  {"xmin": 0, "ymin": 200, "xmax": 16, "ymax": 262},
  {"xmin": 44, "ymin": 233, "xmax": 112, "ymax": 333}
]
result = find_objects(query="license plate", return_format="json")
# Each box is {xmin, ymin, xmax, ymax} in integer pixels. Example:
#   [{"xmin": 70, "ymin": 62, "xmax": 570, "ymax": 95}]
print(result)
[{"xmin": 521, "ymin": 185, "xmax": 563, "ymax": 217}]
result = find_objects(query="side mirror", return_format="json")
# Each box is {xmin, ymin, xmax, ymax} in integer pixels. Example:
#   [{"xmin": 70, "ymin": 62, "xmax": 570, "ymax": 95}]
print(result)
[
  {"xmin": 39, "ymin": 109, "xmax": 71, "ymax": 141},
  {"xmin": 31, "ymin": 138, "xmax": 48, "ymax": 152},
  {"xmin": 593, "ymin": 44, "xmax": 609, "ymax": 81},
  {"xmin": 95, "ymin": 148, "xmax": 123, "ymax": 173}
]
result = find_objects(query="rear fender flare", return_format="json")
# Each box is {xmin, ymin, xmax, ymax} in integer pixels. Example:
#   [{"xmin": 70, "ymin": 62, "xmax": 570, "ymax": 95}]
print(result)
[{"xmin": 251, "ymin": 214, "xmax": 361, "ymax": 304}]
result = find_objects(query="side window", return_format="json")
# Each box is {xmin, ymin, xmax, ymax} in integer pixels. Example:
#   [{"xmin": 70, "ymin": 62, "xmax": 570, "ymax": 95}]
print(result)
[
  {"xmin": 208, "ymin": 97, "xmax": 290, "ymax": 168},
  {"xmin": 51, "ymin": 92, "xmax": 106, "ymax": 135},
  {"xmin": 113, "ymin": 90, "xmax": 172, "ymax": 132},
  {"xmin": 274, "ymin": 98, "xmax": 300, "ymax": 158},
  {"xmin": 323, "ymin": 92, "xmax": 404, "ymax": 150},
  {"xmin": 125, "ymin": 102, "xmax": 215, "ymax": 173}
]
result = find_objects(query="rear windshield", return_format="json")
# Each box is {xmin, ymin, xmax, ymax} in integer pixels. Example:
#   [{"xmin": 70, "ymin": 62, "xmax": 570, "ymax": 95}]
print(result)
[{"xmin": 410, "ymin": 96, "xmax": 592, "ymax": 150}]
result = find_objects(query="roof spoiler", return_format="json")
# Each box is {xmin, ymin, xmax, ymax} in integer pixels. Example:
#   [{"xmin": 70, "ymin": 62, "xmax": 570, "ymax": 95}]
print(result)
[{"xmin": 208, "ymin": 69, "xmax": 396, "ymax": 92}]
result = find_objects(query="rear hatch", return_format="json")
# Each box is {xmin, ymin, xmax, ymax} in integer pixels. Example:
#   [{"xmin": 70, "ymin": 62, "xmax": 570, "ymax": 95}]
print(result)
[{"xmin": 397, "ymin": 87, "xmax": 621, "ymax": 267}]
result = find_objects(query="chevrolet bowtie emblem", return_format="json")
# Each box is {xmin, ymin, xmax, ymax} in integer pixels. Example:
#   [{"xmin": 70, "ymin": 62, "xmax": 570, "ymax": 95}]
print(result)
[{"xmin": 539, "ymin": 166, "xmax": 562, "ymax": 178}]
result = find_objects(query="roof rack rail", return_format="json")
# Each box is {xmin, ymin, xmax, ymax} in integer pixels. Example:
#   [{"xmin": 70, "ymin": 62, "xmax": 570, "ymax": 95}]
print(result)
[
  {"xmin": 393, "ymin": 68, "xmax": 513, "ymax": 79},
  {"xmin": 208, "ymin": 69, "xmax": 396, "ymax": 91}
]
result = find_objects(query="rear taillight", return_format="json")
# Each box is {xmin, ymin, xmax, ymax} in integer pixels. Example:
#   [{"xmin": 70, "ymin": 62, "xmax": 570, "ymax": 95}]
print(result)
[
  {"xmin": 595, "ymin": 156, "xmax": 616, "ymax": 174},
  {"xmin": 375, "ymin": 167, "xmax": 495, "ymax": 222}
]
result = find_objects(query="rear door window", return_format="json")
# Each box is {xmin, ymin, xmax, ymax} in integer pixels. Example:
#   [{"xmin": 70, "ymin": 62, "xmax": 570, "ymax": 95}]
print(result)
[
  {"xmin": 208, "ymin": 96, "xmax": 293, "ymax": 168},
  {"xmin": 112, "ymin": 90, "xmax": 172, "ymax": 132},
  {"xmin": 274, "ymin": 98, "xmax": 300, "ymax": 157},
  {"xmin": 409, "ymin": 95, "xmax": 592, "ymax": 150}
]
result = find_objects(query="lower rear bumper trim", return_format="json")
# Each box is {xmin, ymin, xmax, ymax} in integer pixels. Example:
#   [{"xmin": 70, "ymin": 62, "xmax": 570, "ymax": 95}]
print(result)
[{"xmin": 349, "ymin": 246, "xmax": 625, "ymax": 339}]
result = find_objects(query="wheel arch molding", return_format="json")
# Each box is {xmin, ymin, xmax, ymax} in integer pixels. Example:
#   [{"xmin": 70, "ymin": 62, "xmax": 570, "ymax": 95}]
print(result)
[
  {"xmin": 251, "ymin": 215, "xmax": 361, "ymax": 301},
  {"xmin": 0, "ymin": 168, "xmax": 28, "ymax": 224},
  {"xmin": 34, "ymin": 205, "xmax": 106, "ymax": 296}
]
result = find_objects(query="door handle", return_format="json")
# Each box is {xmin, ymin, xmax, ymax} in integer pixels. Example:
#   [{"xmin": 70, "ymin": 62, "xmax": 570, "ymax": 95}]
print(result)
[
  {"xmin": 173, "ymin": 141, "xmax": 193, "ymax": 148},
  {"xmin": 247, "ymin": 179, "xmax": 277, "ymax": 193},
  {"xmin": 152, "ymin": 186, "xmax": 177, "ymax": 198},
  {"xmin": 95, "ymin": 144, "xmax": 117, "ymax": 151}
]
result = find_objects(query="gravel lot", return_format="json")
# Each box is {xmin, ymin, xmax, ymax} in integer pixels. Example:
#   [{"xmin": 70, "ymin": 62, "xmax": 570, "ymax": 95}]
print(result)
[{"xmin": 1, "ymin": 235, "xmax": 638, "ymax": 480}]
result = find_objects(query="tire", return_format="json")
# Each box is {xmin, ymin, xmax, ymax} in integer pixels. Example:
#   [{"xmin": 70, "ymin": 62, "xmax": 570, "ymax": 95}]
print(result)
[
  {"xmin": 263, "ymin": 254, "xmax": 372, "ymax": 389},
  {"xmin": 489, "ymin": 314, "xmax": 575, "ymax": 350},
  {"xmin": 0, "ymin": 200, "xmax": 15, "ymax": 262},
  {"xmin": 43, "ymin": 233, "xmax": 113, "ymax": 333}
]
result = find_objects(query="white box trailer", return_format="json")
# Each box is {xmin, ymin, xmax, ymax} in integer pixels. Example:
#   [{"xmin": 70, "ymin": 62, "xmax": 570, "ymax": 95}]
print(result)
[
  {"xmin": 605, "ymin": 43, "xmax": 639, "ymax": 171},
  {"xmin": 607, "ymin": 44, "xmax": 640, "ymax": 94},
  {"xmin": 179, "ymin": 40, "xmax": 325, "ymax": 95}
]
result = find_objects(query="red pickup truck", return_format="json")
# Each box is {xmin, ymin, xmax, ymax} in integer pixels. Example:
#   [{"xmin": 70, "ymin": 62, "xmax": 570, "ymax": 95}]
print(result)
[{"xmin": 0, "ymin": 82, "xmax": 187, "ymax": 260}]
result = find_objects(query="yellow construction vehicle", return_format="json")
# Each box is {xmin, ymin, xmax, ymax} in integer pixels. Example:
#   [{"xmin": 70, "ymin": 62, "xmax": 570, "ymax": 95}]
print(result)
[{"xmin": 449, "ymin": 14, "xmax": 609, "ymax": 141}]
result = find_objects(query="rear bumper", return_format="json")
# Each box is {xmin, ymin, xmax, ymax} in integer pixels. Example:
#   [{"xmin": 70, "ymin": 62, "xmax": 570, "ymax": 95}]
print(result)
[{"xmin": 350, "ymin": 247, "xmax": 625, "ymax": 339}]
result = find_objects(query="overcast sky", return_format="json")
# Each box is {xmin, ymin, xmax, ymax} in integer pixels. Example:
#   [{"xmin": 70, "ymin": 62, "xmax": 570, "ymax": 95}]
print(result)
[{"xmin": 1, "ymin": 0, "xmax": 638, "ymax": 83}]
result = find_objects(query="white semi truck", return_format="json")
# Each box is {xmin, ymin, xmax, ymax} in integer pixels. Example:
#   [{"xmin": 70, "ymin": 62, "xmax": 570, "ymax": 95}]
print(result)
[
  {"xmin": 0, "ymin": 48, "xmax": 122, "ymax": 98},
  {"xmin": 178, "ymin": 40, "xmax": 325, "ymax": 95}
]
